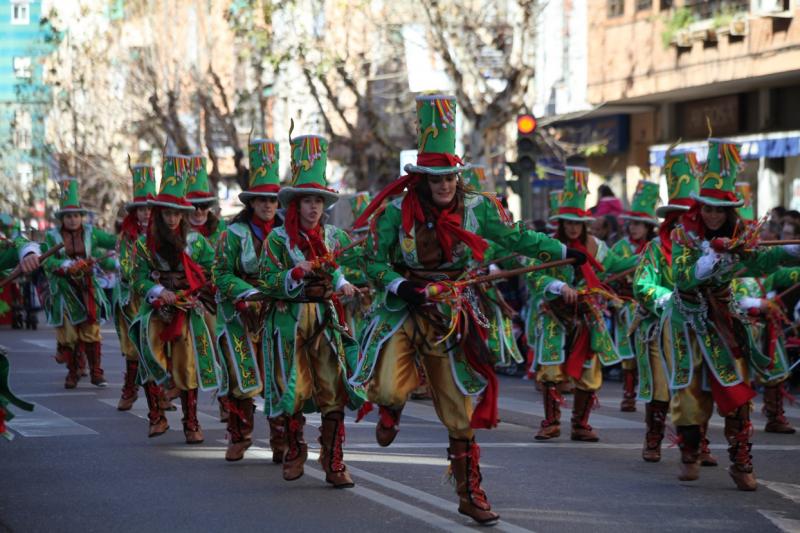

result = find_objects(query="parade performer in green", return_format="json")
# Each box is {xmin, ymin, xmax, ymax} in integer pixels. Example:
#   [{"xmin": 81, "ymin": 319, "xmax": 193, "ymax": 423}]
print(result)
[
  {"xmin": 350, "ymin": 95, "xmax": 581, "ymax": 525},
  {"xmin": 42, "ymin": 179, "xmax": 116, "ymax": 389},
  {"xmin": 129, "ymin": 155, "xmax": 222, "ymax": 443},
  {"xmin": 213, "ymin": 138, "xmax": 287, "ymax": 462},
  {"xmin": 186, "ymin": 154, "xmax": 227, "ymax": 243},
  {"xmin": 528, "ymin": 167, "xmax": 632, "ymax": 443},
  {"xmin": 258, "ymin": 134, "xmax": 362, "ymax": 487},
  {"xmin": 609, "ymin": 179, "xmax": 660, "ymax": 412},
  {"xmin": 665, "ymin": 139, "xmax": 800, "ymax": 490},
  {"xmin": 114, "ymin": 162, "xmax": 156, "ymax": 410}
]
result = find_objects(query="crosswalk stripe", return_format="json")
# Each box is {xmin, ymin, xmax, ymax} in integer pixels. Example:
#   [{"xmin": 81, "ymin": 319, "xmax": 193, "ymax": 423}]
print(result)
[{"xmin": 7, "ymin": 403, "xmax": 97, "ymax": 437}]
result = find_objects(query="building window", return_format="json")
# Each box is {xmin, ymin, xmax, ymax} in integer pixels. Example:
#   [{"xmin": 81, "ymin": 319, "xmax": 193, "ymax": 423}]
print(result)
[
  {"xmin": 11, "ymin": 1, "xmax": 30, "ymax": 25},
  {"xmin": 608, "ymin": 0, "xmax": 625, "ymax": 17},
  {"xmin": 13, "ymin": 57, "xmax": 32, "ymax": 79},
  {"xmin": 636, "ymin": 0, "xmax": 653, "ymax": 10},
  {"xmin": 14, "ymin": 110, "xmax": 32, "ymax": 150},
  {"xmin": 683, "ymin": 0, "xmax": 749, "ymax": 19}
]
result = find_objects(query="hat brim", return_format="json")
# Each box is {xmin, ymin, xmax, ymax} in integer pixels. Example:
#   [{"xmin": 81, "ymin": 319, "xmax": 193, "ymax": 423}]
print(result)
[
  {"xmin": 620, "ymin": 214, "xmax": 659, "ymax": 225},
  {"xmin": 550, "ymin": 214, "xmax": 595, "ymax": 223},
  {"xmin": 655, "ymin": 205, "xmax": 690, "ymax": 218},
  {"xmin": 278, "ymin": 187, "xmax": 339, "ymax": 209},
  {"xmin": 125, "ymin": 201, "xmax": 150, "ymax": 210},
  {"xmin": 238, "ymin": 191, "xmax": 279, "ymax": 202},
  {"xmin": 55, "ymin": 207, "xmax": 88, "ymax": 217},
  {"xmin": 148, "ymin": 200, "xmax": 195, "ymax": 212},
  {"xmin": 403, "ymin": 163, "xmax": 472, "ymax": 175},
  {"xmin": 690, "ymin": 192, "xmax": 743, "ymax": 208},
  {"xmin": 188, "ymin": 197, "xmax": 218, "ymax": 205}
]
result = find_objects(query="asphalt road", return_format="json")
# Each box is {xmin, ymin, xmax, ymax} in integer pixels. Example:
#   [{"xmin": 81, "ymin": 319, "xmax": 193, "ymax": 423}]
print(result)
[{"xmin": 1, "ymin": 323, "xmax": 799, "ymax": 533}]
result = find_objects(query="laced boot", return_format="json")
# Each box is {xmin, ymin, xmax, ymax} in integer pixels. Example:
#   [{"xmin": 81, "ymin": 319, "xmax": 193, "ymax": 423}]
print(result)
[
  {"xmin": 676, "ymin": 425, "xmax": 701, "ymax": 481},
  {"xmin": 375, "ymin": 406, "xmax": 402, "ymax": 447},
  {"xmin": 282, "ymin": 413, "xmax": 308, "ymax": 481},
  {"xmin": 699, "ymin": 422, "xmax": 718, "ymax": 466},
  {"xmin": 570, "ymin": 389, "xmax": 599, "ymax": 442},
  {"xmin": 144, "ymin": 383, "xmax": 169, "ymax": 437},
  {"xmin": 535, "ymin": 382, "xmax": 562, "ymax": 440},
  {"xmin": 318, "ymin": 411, "xmax": 354, "ymax": 488},
  {"xmin": 78, "ymin": 349, "xmax": 88, "ymax": 377},
  {"xmin": 268, "ymin": 415, "xmax": 287, "ymax": 464},
  {"xmin": 117, "ymin": 359, "xmax": 139, "ymax": 411},
  {"xmin": 642, "ymin": 400, "xmax": 668, "ymax": 462},
  {"xmin": 180, "ymin": 389, "xmax": 204, "ymax": 444},
  {"xmin": 64, "ymin": 348, "xmax": 80, "ymax": 389},
  {"xmin": 225, "ymin": 397, "xmax": 254, "ymax": 461},
  {"xmin": 620, "ymin": 368, "xmax": 637, "ymax": 412},
  {"xmin": 448, "ymin": 437, "xmax": 500, "ymax": 526},
  {"xmin": 763, "ymin": 383, "xmax": 796, "ymax": 434},
  {"xmin": 158, "ymin": 388, "xmax": 177, "ymax": 411},
  {"xmin": 725, "ymin": 406, "xmax": 757, "ymax": 491},
  {"xmin": 84, "ymin": 342, "xmax": 107, "ymax": 387},
  {"xmin": 54, "ymin": 343, "xmax": 71, "ymax": 365}
]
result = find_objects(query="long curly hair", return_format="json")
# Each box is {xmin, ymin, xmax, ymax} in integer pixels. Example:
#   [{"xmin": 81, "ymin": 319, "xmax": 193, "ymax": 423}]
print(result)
[{"xmin": 150, "ymin": 206, "xmax": 188, "ymax": 269}]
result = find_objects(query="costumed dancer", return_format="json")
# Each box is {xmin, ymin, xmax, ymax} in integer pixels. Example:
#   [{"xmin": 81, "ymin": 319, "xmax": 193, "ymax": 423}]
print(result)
[
  {"xmin": 213, "ymin": 138, "xmax": 286, "ymax": 462},
  {"xmin": 337, "ymin": 192, "xmax": 374, "ymax": 341},
  {"xmin": 114, "ymin": 162, "xmax": 155, "ymax": 410},
  {"xmin": 664, "ymin": 138, "xmax": 800, "ymax": 490},
  {"xmin": 608, "ymin": 180, "xmax": 661, "ymax": 412},
  {"xmin": 42, "ymin": 179, "xmax": 116, "ymax": 389},
  {"xmin": 258, "ymin": 134, "xmax": 363, "ymax": 487},
  {"xmin": 350, "ymin": 95, "xmax": 580, "ymax": 525},
  {"xmin": 129, "ymin": 155, "xmax": 223, "ymax": 443},
  {"xmin": 731, "ymin": 182, "xmax": 796, "ymax": 434},
  {"xmin": 528, "ymin": 167, "xmax": 635, "ymax": 443}
]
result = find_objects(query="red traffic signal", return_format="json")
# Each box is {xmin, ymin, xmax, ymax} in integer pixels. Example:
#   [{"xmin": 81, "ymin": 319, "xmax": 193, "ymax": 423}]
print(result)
[{"xmin": 517, "ymin": 114, "xmax": 537, "ymax": 135}]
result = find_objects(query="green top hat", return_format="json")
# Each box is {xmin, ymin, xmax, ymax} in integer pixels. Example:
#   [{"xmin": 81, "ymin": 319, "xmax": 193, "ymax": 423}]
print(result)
[
  {"xmin": 462, "ymin": 166, "xmax": 486, "ymax": 192},
  {"xmin": 56, "ymin": 178, "xmax": 87, "ymax": 217},
  {"xmin": 621, "ymin": 180, "xmax": 660, "ymax": 225},
  {"xmin": 403, "ymin": 94, "xmax": 470, "ymax": 176},
  {"xmin": 548, "ymin": 190, "xmax": 563, "ymax": 221},
  {"xmin": 241, "ymin": 138, "xmax": 281, "ymax": 202},
  {"xmin": 278, "ymin": 135, "xmax": 339, "ymax": 209},
  {"xmin": 692, "ymin": 139, "xmax": 744, "ymax": 207},
  {"xmin": 149, "ymin": 155, "xmax": 194, "ymax": 211},
  {"xmin": 186, "ymin": 155, "xmax": 215, "ymax": 204},
  {"xmin": 656, "ymin": 150, "xmax": 700, "ymax": 217},
  {"xmin": 126, "ymin": 164, "xmax": 157, "ymax": 210},
  {"xmin": 735, "ymin": 182, "xmax": 755, "ymax": 221},
  {"xmin": 552, "ymin": 167, "xmax": 594, "ymax": 222}
]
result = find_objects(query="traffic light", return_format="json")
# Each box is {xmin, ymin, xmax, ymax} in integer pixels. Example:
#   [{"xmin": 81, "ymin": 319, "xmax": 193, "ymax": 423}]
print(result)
[{"xmin": 516, "ymin": 114, "xmax": 537, "ymax": 175}]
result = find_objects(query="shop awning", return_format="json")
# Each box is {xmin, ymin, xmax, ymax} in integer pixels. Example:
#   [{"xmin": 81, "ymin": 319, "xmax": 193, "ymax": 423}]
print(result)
[{"xmin": 649, "ymin": 130, "xmax": 800, "ymax": 167}]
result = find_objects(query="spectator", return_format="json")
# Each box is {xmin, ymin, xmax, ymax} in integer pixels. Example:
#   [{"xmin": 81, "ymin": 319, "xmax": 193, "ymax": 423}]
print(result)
[
  {"xmin": 770, "ymin": 206, "xmax": 787, "ymax": 225},
  {"xmin": 591, "ymin": 184, "xmax": 624, "ymax": 218},
  {"xmin": 784, "ymin": 210, "xmax": 800, "ymax": 226},
  {"xmin": 591, "ymin": 214, "xmax": 620, "ymax": 245},
  {"xmin": 761, "ymin": 221, "xmax": 781, "ymax": 241},
  {"xmin": 782, "ymin": 218, "xmax": 800, "ymax": 240}
]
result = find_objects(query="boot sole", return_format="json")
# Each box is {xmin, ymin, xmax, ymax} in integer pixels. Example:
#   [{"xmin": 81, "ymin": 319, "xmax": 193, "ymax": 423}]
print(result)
[
  {"xmin": 149, "ymin": 429, "xmax": 169, "ymax": 438},
  {"xmin": 283, "ymin": 472, "xmax": 304, "ymax": 481},
  {"xmin": 458, "ymin": 509, "xmax": 500, "ymax": 526}
]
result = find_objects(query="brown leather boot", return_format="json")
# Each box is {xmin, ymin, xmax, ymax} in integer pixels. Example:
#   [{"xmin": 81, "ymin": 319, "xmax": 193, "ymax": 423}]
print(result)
[
  {"xmin": 375, "ymin": 406, "xmax": 402, "ymax": 447},
  {"xmin": 699, "ymin": 422, "xmax": 718, "ymax": 466},
  {"xmin": 64, "ymin": 348, "xmax": 80, "ymax": 389},
  {"xmin": 268, "ymin": 415, "xmax": 287, "ymax": 464},
  {"xmin": 535, "ymin": 382, "xmax": 562, "ymax": 440},
  {"xmin": 84, "ymin": 342, "xmax": 107, "ymax": 387},
  {"xmin": 677, "ymin": 425, "xmax": 701, "ymax": 481},
  {"xmin": 219, "ymin": 399, "xmax": 230, "ymax": 424},
  {"xmin": 180, "ymin": 389, "xmax": 204, "ymax": 444},
  {"xmin": 54, "ymin": 343, "xmax": 71, "ymax": 365},
  {"xmin": 725, "ymin": 406, "xmax": 757, "ymax": 491},
  {"xmin": 620, "ymin": 368, "xmax": 637, "ymax": 412},
  {"xmin": 145, "ymin": 383, "xmax": 169, "ymax": 438},
  {"xmin": 283, "ymin": 413, "xmax": 308, "ymax": 481},
  {"xmin": 763, "ymin": 383, "xmax": 796, "ymax": 434},
  {"xmin": 78, "ymin": 350, "xmax": 88, "ymax": 377},
  {"xmin": 158, "ymin": 388, "xmax": 177, "ymax": 411},
  {"xmin": 448, "ymin": 437, "xmax": 500, "ymax": 526},
  {"xmin": 318, "ymin": 411, "xmax": 354, "ymax": 488},
  {"xmin": 642, "ymin": 400, "xmax": 668, "ymax": 462},
  {"xmin": 117, "ymin": 359, "xmax": 139, "ymax": 411},
  {"xmin": 571, "ymin": 389, "xmax": 599, "ymax": 442},
  {"xmin": 225, "ymin": 397, "xmax": 253, "ymax": 462}
]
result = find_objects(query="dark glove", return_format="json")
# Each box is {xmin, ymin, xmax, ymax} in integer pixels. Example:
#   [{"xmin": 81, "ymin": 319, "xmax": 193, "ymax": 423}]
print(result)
[
  {"xmin": 396, "ymin": 280, "xmax": 427, "ymax": 306},
  {"xmin": 566, "ymin": 247, "xmax": 587, "ymax": 266}
]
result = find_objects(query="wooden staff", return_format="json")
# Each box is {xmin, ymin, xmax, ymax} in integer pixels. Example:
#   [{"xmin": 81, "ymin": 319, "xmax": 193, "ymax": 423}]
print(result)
[
  {"xmin": 334, "ymin": 236, "xmax": 368, "ymax": 257},
  {"xmin": 455, "ymin": 258, "xmax": 575, "ymax": 288},
  {"xmin": 605, "ymin": 266, "xmax": 636, "ymax": 285},
  {"xmin": 0, "ymin": 243, "xmax": 63, "ymax": 288},
  {"xmin": 777, "ymin": 282, "xmax": 800, "ymax": 302},
  {"xmin": 759, "ymin": 240, "xmax": 800, "ymax": 246}
]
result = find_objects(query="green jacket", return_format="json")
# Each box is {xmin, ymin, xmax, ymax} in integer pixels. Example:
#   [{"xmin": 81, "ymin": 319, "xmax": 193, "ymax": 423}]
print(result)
[
  {"xmin": 604, "ymin": 237, "xmax": 643, "ymax": 359},
  {"xmin": 258, "ymin": 224, "xmax": 365, "ymax": 417},
  {"xmin": 352, "ymin": 192, "xmax": 565, "ymax": 397},
  {"xmin": 128, "ymin": 232, "xmax": 222, "ymax": 390},
  {"xmin": 41, "ymin": 225, "xmax": 115, "ymax": 326}
]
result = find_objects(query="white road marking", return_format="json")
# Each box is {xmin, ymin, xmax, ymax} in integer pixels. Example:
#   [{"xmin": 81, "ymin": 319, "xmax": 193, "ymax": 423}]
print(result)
[
  {"xmin": 7, "ymin": 403, "xmax": 97, "ymax": 437},
  {"xmin": 757, "ymin": 510, "xmax": 800, "ymax": 533},
  {"xmin": 23, "ymin": 339, "xmax": 55, "ymax": 350},
  {"xmin": 762, "ymin": 481, "xmax": 800, "ymax": 504},
  {"xmin": 22, "ymin": 392, "xmax": 97, "ymax": 397},
  {"xmin": 342, "ymin": 441, "xmax": 800, "ymax": 451}
]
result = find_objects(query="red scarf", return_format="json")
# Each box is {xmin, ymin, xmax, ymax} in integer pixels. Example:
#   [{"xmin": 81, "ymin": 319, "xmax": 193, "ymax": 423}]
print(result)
[
  {"xmin": 631, "ymin": 237, "xmax": 648, "ymax": 255},
  {"xmin": 120, "ymin": 212, "xmax": 144, "ymax": 241},
  {"xmin": 191, "ymin": 223, "xmax": 210, "ymax": 237},
  {"xmin": 659, "ymin": 212, "xmax": 681, "ymax": 266},
  {"xmin": 251, "ymin": 216, "xmax": 274, "ymax": 239},
  {"xmin": 564, "ymin": 237, "xmax": 604, "ymax": 380},
  {"xmin": 284, "ymin": 201, "xmax": 329, "ymax": 260},
  {"xmin": 352, "ymin": 153, "xmax": 488, "ymax": 262}
]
